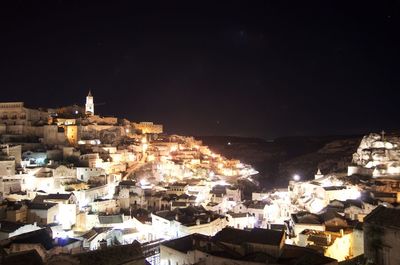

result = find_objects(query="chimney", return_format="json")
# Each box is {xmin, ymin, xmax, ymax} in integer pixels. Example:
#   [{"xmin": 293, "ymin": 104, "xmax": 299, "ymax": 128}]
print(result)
[{"xmin": 175, "ymin": 214, "xmax": 179, "ymax": 221}]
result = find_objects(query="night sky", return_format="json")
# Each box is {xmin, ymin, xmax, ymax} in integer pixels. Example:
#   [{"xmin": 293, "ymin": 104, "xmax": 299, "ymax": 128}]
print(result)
[{"xmin": 1, "ymin": 1, "xmax": 399, "ymax": 138}]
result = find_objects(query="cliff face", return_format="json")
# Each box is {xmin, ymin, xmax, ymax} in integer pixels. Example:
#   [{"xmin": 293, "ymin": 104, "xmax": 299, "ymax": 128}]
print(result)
[
  {"xmin": 278, "ymin": 137, "xmax": 361, "ymax": 183},
  {"xmin": 351, "ymin": 132, "xmax": 400, "ymax": 176},
  {"xmin": 198, "ymin": 135, "xmax": 362, "ymax": 189}
]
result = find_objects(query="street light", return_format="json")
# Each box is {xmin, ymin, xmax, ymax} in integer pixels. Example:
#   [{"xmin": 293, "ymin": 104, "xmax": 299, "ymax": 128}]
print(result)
[{"xmin": 293, "ymin": 174, "xmax": 300, "ymax": 181}]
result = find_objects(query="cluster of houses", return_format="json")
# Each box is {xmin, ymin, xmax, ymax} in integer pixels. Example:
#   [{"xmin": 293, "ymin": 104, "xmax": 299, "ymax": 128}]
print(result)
[{"xmin": 1, "ymin": 95, "xmax": 400, "ymax": 265}]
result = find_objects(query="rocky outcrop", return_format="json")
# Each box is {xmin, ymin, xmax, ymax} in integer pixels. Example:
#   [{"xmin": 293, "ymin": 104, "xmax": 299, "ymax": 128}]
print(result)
[
  {"xmin": 199, "ymin": 135, "xmax": 362, "ymax": 188},
  {"xmin": 80, "ymin": 125, "xmax": 125, "ymax": 145},
  {"xmin": 279, "ymin": 137, "xmax": 360, "ymax": 182},
  {"xmin": 351, "ymin": 133, "xmax": 400, "ymax": 177}
]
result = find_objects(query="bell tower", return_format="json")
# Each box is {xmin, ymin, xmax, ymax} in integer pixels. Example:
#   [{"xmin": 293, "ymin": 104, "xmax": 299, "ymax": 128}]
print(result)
[{"xmin": 85, "ymin": 90, "xmax": 94, "ymax": 116}]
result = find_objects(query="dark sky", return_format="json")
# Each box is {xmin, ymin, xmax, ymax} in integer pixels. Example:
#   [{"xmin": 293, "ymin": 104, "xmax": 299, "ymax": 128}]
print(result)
[{"xmin": 1, "ymin": 1, "xmax": 399, "ymax": 138}]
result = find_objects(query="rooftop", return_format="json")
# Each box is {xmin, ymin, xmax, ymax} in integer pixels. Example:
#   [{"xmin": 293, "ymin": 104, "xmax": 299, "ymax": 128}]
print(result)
[
  {"xmin": 81, "ymin": 227, "xmax": 111, "ymax": 241},
  {"xmin": 364, "ymin": 205, "xmax": 400, "ymax": 229},
  {"xmin": 73, "ymin": 242, "xmax": 144, "ymax": 265},
  {"xmin": 162, "ymin": 231, "xmax": 332, "ymax": 265},
  {"xmin": 98, "ymin": 215, "xmax": 124, "ymax": 224},
  {"xmin": 0, "ymin": 221, "xmax": 29, "ymax": 233},
  {"xmin": 162, "ymin": 234, "xmax": 197, "ymax": 253},
  {"xmin": 213, "ymin": 227, "xmax": 284, "ymax": 246},
  {"xmin": 154, "ymin": 206, "xmax": 224, "ymax": 226},
  {"xmin": 278, "ymin": 244, "xmax": 338, "ymax": 265},
  {"xmin": 27, "ymin": 202, "xmax": 58, "ymax": 210},
  {"xmin": 45, "ymin": 193, "xmax": 74, "ymax": 200},
  {"xmin": 0, "ymin": 228, "xmax": 53, "ymax": 250}
]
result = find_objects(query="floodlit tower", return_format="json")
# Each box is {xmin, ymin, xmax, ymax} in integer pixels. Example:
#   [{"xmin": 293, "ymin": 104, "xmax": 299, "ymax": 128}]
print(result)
[
  {"xmin": 85, "ymin": 90, "xmax": 94, "ymax": 116},
  {"xmin": 314, "ymin": 168, "xmax": 324, "ymax": 180}
]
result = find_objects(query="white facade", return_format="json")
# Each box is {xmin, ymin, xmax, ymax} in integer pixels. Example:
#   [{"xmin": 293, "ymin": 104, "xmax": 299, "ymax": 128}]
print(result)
[
  {"xmin": 76, "ymin": 167, "xmax": 105, "ymax": 182},
  {"xmin": 226, "ymin": 213, "xmax": 255, "ymax": 230},
  {"xmin": 151, "ymin": 213, "xmax": 228, "ymax": 240},
  {"xmin": 85, "ymin": 91, "xmax": 94, "ymax": 115}
]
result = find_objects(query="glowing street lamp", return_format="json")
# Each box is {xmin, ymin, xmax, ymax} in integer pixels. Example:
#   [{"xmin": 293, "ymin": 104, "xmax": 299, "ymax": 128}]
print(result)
[{"xmin": 293, "ymin": 174, "xmax": 300, "ymax": 181}]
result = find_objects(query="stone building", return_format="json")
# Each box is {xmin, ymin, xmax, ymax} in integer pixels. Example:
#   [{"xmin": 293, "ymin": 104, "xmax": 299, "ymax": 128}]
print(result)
[
  {"xmin": 0, "ymin": 221, "xmax": 41, "ymax": 240},
  {"xmin": 160, "ymin": 227, "xmax": 337, "ymax": 265},
  {"xmin": 364, "ymin": 206, "xmax": 400, "ymax": 265},
  {"xmin": 27, "ymin": 202, "xmax": 59, "ymax": 225},
  {"xmin": 0, "ymin": 102, "xmax": 48, "ymax": 126},
  {"xmin": 132, "ymin": 122, "xmax": 163, "ymax": 134},
  {"xmin": 151, "ymin": 206, "xmax": 228, "ymax": 239}
]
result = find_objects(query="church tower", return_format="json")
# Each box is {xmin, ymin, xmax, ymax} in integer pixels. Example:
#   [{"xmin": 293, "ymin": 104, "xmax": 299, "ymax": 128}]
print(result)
[{"xmin": 85, "ymin": 90, "xmax": 94, "ymax": 116}]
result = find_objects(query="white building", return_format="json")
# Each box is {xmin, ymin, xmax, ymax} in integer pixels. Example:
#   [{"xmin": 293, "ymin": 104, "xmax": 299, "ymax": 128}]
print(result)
[
  {"xmin": 76, "ymin": 167, "xmax": 105, "ymax": 182},
  {"xmin": 151, "ymin": 206, "xmax": 228, "ymax": 239},
  {"xmin": 0, "ymin": 221, "xmax": 41, "ymax": 240},
  {"xmin": 85, "ymin": 90, "xmax": 94, "ymax": 116},
  {"xmin": 226, "ymin": 212, "xmax": 255, "ymax": 230}
]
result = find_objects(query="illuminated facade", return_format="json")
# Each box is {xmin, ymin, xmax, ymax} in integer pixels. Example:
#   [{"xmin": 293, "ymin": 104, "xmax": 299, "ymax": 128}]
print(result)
[
  {"xmin": 132, "ymin": 122, "xmax": 163, "ymax": 134},
  {"xmin": 65, "ymin": 125, "xmax": 78, "ymax": 145},
  {"xmin": 0, "ymin": 102, "xmax": 48, "ymax": 126},
  {"xmin": 85, "ymin": 90, "xmax": 94, "ymax": 116}
]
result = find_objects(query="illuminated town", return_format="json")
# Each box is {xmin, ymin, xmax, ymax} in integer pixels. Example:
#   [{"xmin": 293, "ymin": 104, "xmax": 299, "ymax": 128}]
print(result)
[
  {"xmin": 0, "ymin": 93, "xmax": 398, "ymax": 265},
  {"xmin": 1, "ymin": 1, "xmax": 400, "ymax": 265}
]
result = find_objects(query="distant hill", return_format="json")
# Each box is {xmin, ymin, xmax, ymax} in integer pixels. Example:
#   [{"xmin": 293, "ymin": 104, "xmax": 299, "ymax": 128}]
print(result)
[{"xmin": 197, "ymin": 135, "xmax": 362, "ymax": 189}]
